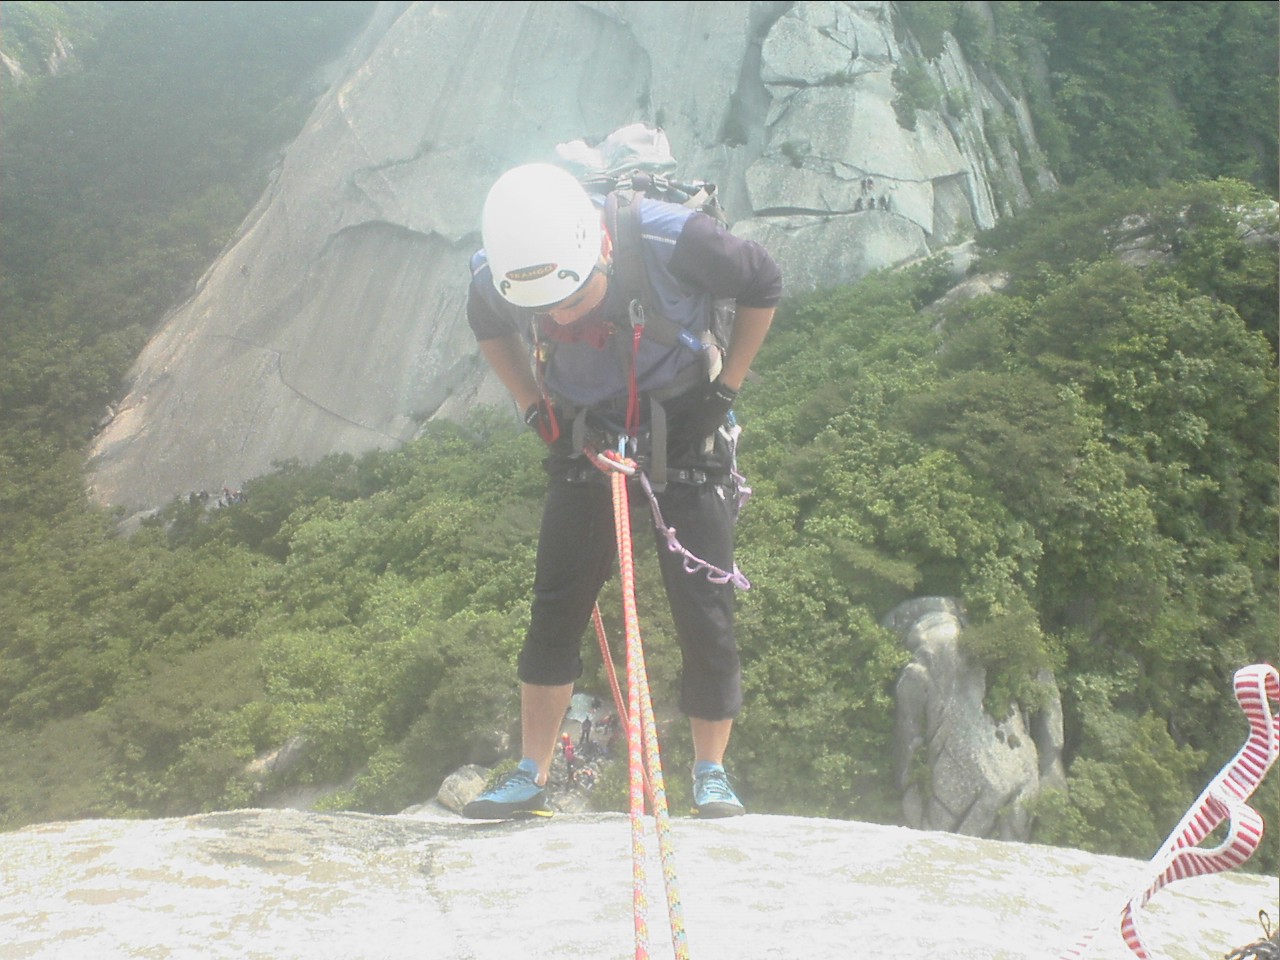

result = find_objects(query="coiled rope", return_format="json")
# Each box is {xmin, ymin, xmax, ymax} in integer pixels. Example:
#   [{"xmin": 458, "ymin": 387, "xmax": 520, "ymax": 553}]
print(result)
[{"xmin": 1059, "ymin": 663, "xmax": 1280, "ymax": 960}]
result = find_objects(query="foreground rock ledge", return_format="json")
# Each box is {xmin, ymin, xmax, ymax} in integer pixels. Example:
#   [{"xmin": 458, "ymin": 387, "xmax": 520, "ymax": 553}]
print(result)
[{"xmin": 1, "ymin": 809, "xmax": 1274, "ymax": 959}]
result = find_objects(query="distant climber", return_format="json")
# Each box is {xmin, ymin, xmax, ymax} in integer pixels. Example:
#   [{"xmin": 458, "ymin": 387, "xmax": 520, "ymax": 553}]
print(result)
[{"xmin": 561, "ymin": 732, "xmax": 576, "ymax": 781}]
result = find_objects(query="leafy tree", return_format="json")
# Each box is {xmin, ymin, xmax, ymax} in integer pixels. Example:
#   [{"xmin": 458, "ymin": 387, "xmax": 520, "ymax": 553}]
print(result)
[
  {"xmin": 0, "ymin": 2, "xmax": 114, "ymax": 94},
  {"xmin": 1040, "ymin": 1, "xmax": 1278, "ymax": 193}
]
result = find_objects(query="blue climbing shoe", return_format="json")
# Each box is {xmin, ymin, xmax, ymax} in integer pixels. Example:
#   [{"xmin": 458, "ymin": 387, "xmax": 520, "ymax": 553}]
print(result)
[
  {"xmin": 692, "ymin": 762, "xmax": 745, "ymax": 819},
  {"xmin": 463, "ymin": 759, "xmax": 552, "ymax": 819}
]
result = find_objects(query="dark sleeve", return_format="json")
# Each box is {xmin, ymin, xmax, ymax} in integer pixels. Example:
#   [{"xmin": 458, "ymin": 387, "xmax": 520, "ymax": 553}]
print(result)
[
  {"xmin": 669, "ymin": 212, "xmax": 783, "ymax": 308},
  {"xmin": 466, "ymin": 254, "xmax": 521, "ymax": 341}
]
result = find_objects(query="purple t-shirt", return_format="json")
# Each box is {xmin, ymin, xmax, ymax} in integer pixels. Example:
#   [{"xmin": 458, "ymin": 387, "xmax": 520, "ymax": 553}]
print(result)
[{"xmin": 467, "ymin": 199, "xmax": 782, "ymax": 409}]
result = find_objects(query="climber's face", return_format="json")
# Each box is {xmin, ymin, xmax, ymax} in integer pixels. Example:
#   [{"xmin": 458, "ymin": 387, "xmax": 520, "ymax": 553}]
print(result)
[{"xmin": 536, "ymin": 268, "xmax": 608, "ymax": 326}]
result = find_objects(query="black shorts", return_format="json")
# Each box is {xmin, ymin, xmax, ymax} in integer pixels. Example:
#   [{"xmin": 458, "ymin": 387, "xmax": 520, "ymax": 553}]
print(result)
[{"xmin": 517, "ymin": 431, "xmax": 742, "ymax": 720}]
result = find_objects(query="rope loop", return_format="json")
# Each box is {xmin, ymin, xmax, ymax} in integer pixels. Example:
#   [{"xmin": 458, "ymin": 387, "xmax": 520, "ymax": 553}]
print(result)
[
  {"xmin": 1059, "ymin": 663, "xmax": 1280, "ymax": 960},
  {"xmin": 587, "ymin": 445, "xmax": 637, "ymax": 476}
]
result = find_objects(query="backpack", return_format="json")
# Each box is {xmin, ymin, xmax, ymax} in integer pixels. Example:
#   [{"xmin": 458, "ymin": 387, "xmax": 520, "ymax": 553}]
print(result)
[
  {"xmin": 554, "ymin": 123, "xmax": 727, "ymax": 226},
  {"xmin": 552, "ymin": 123, "xmax": 734, "ymax": 354}
]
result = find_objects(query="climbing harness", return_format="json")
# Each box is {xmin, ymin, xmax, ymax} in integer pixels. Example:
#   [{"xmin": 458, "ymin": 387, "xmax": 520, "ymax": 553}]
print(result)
[{"xmin": 1058, "ymin": 663, "xmax": 1280, "ymax": 960}]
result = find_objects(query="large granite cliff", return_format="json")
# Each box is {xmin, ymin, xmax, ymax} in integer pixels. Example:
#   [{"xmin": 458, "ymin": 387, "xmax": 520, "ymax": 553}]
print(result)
[{"xmin": 86, "ymin": 0, "xmax": 1055, "ymax": 514}]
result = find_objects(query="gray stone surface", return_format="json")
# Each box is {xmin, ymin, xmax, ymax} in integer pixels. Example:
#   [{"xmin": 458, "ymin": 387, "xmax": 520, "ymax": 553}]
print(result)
[
  {"xmin": 86, "ymin": 0, "xmax": 1056, "ymax": 515},
  {"xmin": 1, "ymin": 809, "xmax": 1273, "ymax": 960}
]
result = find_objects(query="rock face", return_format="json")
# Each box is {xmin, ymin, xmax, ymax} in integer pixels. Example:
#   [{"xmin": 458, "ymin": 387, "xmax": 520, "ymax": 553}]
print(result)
[
  {"xmin": 1, "ymin": 808, "xmax": 1273, "ymax": 960},
  {"xmin": 86, "ymin": 0, "xmax": 1056, "ymax": 514},
  {"xmin": 885, "ymin": 596, "xmax": 1067, "ymax": 841}
]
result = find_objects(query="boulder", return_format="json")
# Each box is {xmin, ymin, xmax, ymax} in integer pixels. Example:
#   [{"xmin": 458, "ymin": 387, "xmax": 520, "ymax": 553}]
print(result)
[
  {"xmin": 885, "ymin": 596, "xmax": 1066, "ymax": 841},
  {"xmin": 433, "ymin": 763, "xmax": 491, "ymax": 815}
]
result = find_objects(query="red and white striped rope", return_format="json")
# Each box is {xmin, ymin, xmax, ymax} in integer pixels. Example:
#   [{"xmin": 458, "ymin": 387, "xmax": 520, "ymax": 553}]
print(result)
[{"xmin": 1060, "ymin": 663, "xmax": 1279, "ymax": 960}]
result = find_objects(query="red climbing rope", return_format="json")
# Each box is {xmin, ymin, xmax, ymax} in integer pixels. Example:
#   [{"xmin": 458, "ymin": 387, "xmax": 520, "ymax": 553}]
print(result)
[
  {"xmin": 592, "ymin": 448, "xmax": 691, "ymax": 960},
  {"xmin": 1059, "ymin": 662, "xmax": 1280, "ymax": 960}
]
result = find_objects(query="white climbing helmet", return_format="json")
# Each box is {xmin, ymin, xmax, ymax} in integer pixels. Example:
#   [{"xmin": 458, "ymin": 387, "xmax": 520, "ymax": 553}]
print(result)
[{"xmin": 481, "ymin": 162, "xmax": 602, "ymax": 308}]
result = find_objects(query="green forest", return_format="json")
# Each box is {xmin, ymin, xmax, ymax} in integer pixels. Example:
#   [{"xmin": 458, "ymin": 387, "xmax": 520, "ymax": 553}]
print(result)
[{"xmin": 0, "ymin": 1, "xmax": 1276, "ymax": 870}]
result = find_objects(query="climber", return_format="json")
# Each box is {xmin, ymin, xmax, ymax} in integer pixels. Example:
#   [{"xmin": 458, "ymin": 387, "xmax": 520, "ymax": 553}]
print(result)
[
  {"xmin": 460, "ymin": 161, "xmax": 781, "ymax": 820},
  {"xmin": 562, "ymin": 732, "xmax": 576, "ymax": 781}
]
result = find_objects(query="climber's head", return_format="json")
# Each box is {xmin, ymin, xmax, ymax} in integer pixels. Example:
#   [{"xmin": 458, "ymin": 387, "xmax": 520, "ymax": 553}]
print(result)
[{"xmin": 481, "ymin": 162, "xmax": 605, "ymax": 311}]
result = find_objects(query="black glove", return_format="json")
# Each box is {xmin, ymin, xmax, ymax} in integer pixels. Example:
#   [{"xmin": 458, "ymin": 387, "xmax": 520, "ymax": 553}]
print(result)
[
  {"xmin": 524, "ymin": 398, "xmax": 561, "ymax": 445},
  {"xmin": 672, "ymin": 377, "xmax": 737, "ymax": 452}
]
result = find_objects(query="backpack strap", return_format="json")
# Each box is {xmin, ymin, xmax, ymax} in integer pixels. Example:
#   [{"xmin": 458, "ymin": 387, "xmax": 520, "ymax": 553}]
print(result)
[
  {"xmin": 604, "ymin": 184, "xmax": 704, "ymax": 353},
  {"xmin": 648, "ymin": 396, "xmax": 668, "ymax": 490}
]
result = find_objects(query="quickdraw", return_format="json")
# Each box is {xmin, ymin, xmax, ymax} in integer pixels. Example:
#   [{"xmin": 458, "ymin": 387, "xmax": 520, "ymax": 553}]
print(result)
[
  {"xmin": 584, "ymin": 424, "xmax": 753, "ymax": 592},
  {"xmin": 1059, "ymin": 663, "xmax": 1280, "ymax": 960},
  {"xmin": 638, "ymin": 468, "xmax": 750, "ymax": 590}
]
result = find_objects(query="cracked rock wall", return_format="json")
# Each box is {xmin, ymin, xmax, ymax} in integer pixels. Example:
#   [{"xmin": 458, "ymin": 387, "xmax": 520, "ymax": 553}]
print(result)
[{"xmin": 87, "ymin": 0, "xmax": 1055, "ymax": 513}]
